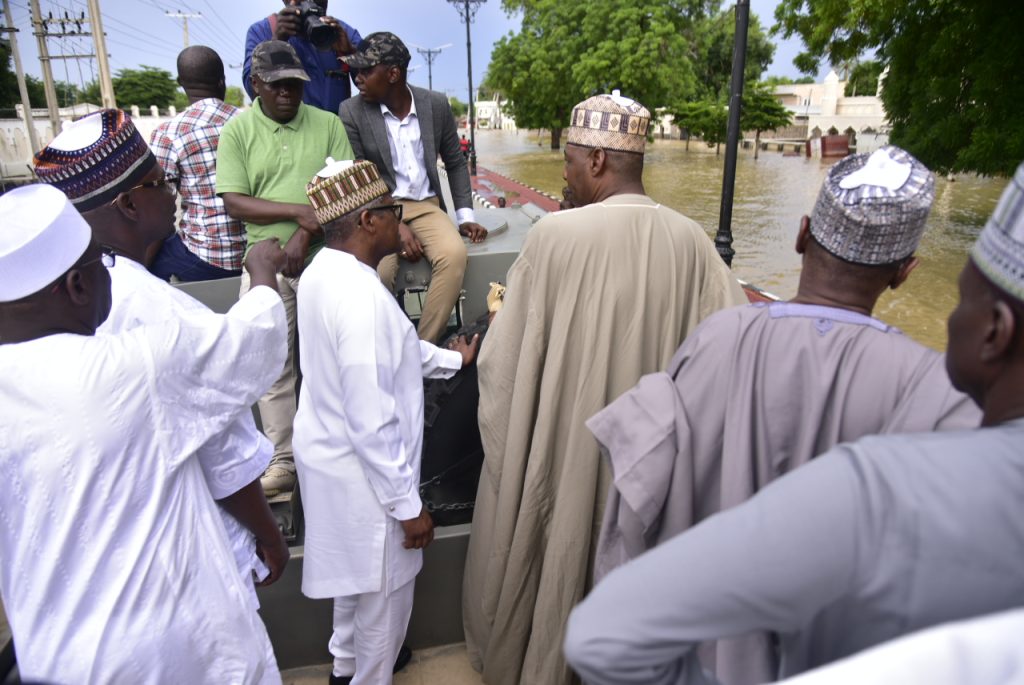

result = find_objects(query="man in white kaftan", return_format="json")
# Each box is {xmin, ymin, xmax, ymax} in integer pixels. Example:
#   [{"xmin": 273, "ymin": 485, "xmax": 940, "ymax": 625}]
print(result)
[
  {"xmin": 294, "ymin": 159, "xmax": 476, "ymax": 684},
  {"xmin": 565, "ymin": 160, "xmax": 1024, "ymax": 684},
  {"xmin": 0, "ymin": 185, "xmax": 289, "ymax": 684},
  {"xmin": 35, "ymin": 109, "xmax": 287, "ymax": 616},
  {"xmin": 586, "ymin": 147, "xmax": 979, "ymax": 683}
]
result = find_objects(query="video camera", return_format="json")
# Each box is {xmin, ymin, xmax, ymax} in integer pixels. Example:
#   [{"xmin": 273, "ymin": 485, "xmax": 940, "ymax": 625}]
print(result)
[{"xmin": 296, "ymin": 1, "xmax": 337, "ymax": 50}]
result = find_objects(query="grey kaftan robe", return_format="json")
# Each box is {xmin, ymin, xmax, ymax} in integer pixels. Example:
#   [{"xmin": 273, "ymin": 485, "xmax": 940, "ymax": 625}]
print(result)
[
  {"xmin": 586, "ymin": 302, "xmax": 980, "ymax": 683},
  {"xmin": 564, "ymin": 418, "xmax": 1024, "ymax": 685},
  {"xmin": 463, "ymin": 194, "xmax": 747, "ymax": 685}
]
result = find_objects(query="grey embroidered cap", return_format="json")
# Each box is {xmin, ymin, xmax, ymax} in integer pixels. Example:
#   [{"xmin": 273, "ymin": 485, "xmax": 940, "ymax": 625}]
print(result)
[
  {"xmin": 971, "ymin": 161, "xmax": 1024, "ymax": 301},
  {"xmin": 810, "ymin": 146, "xmax": 935, "ymax": 265}
]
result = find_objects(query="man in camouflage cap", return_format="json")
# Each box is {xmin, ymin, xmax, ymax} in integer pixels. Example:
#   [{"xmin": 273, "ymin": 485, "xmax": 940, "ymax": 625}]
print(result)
[
  {"xmin": 462, "ymin": 92, "xmax": 746, "ymax": 685},
  {"xmin": 217, "ymin": 38, "xmax": 355, "ymax": 496},
  {"xmin": 339, "ymin": 31, "xmax": 488, "ymax": 345}
]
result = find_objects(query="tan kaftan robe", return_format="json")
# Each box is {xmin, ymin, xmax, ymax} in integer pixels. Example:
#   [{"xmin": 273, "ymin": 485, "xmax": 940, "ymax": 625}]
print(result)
[
  {"xmin": 586, "ymin": 301, "xmax": 980, "ymax": 684},
  {"xmin": 463, "ymin": 194, "xmax": 747, "ymax": 685}
]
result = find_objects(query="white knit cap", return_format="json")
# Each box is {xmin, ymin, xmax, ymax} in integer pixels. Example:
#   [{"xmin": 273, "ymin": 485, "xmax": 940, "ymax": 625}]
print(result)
[{"xmin": 0, "ymin": 184, "xmax": 91, "ymax": 302}]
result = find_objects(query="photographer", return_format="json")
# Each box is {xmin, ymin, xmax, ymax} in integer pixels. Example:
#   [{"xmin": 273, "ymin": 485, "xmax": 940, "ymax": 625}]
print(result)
[{"xmin": 243, "ymin": 0, "xmax": 361, "ymax": 114}]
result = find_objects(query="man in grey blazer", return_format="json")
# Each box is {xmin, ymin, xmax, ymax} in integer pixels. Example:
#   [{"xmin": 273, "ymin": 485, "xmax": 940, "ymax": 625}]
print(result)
[{"xmin": 340, "ymin": 32, "xmax": 487, "ymax": 343}]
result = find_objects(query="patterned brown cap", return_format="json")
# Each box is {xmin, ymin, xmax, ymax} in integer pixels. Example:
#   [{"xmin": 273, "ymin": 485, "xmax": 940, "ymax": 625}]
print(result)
[
  {"xmin": 810, "ymin": 146, "xmax": 934, "ymax": 265},
  {"xmin": 566, "ymin": 93, "xmax": 651, "ymax": 155},
  {"xmin": 306, "ymin": 158, "xmax": 390, "ymax": 226}
]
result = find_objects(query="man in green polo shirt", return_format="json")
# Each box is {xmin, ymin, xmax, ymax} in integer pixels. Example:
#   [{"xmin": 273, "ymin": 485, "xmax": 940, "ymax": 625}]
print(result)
[{"xmin": 218, "ymin": 39, "xmax": 354, "ymax": 495}]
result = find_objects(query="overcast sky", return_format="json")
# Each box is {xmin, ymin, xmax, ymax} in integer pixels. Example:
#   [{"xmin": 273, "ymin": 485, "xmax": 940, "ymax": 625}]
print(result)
[{"xmin": 3, "ymin": 0, "xmax": 814, "ymax": 103}]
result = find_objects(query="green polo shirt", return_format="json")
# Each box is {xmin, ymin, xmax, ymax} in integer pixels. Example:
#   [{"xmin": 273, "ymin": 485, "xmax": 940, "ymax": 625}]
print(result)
[{"xmin": 216, "ymin": 98, "xmax": 354, "ymax": 260}]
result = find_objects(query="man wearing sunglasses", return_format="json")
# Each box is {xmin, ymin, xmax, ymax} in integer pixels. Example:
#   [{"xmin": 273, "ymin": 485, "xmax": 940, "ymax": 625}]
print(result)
[
  {"xmin": 33, "ymin": 110, "xmax": 291, "ymax": 657},
  {"xmin": 297, "ymin": 159, "xmax": 478, "ymax": 684},
  {"xmin": 340, "ymin": 32, "xmax": 488, "ymax": 344},
  {"xmin": 218, "ymin": 39, "xmax": 355, "ymax": 497}
]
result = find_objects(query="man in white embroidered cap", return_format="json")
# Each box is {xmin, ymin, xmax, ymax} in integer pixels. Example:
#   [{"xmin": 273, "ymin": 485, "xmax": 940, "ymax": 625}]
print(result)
[
  {"xmin": 581, "ymin": 146, "xmax": 979, "ymax": 683},
  {"xmin": 0, "ymin": 184, "xmax": 290, "ymax": 683},
  {"xmin": 463, "ymin": 92, "xmax": 747, "ymax": 685},
  {"xmin": 294, "ymin": 158, "xmax": 478, "ymax": 684},
  {"xmin": 564, "ymin": 161, "xmax": 1024, "ymax": 684}
]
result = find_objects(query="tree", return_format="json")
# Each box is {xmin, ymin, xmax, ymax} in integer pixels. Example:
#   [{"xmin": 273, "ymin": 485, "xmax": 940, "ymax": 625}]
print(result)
[
  {"xmin": 741, "ymin": 81, "xmax": 792, "ymax": 159},
  {"xmin": 111, "ymin": 65, "xmax": 177, "ymax": 109},
  {"xmin": 762, "ymin": 74, "xmax": 814, "ymax": 88},
  {"xmin": 774, "ymin": 0, "xmax": 1024, "ymax": 176},
  {"xmin": 488, "ymin": 0, "xmax": 701, "ymax": 149},
  {"xmin": 670, "ymin": 99, "xmax": 727, "ymax": 153},
  {"xmin": 843, "ymin": 59, "xmax": 882, "ymax": 97},
  {"xmin": 689, "ymin": 9, "xmax": 775, "ymax": 101},
  {"xmin": 225, "ymin": 86, "xmax": 246, "ymax": 108},
  {"xmin": 448, "ymin": 96, "xmax": 467, "ymax": 119}
]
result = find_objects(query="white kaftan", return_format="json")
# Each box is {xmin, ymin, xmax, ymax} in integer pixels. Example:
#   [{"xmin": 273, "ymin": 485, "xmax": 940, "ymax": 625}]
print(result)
[
  {"xmin": 103, "ymin": 258, "xmax": 273, "ymax": 609},
  {"xmin": 0, "ymin": 286, "xmax": 287, "ymax": 684},
  {"xmin": 294, "ymin": 248, "xmax": 461, "ymax": 600}
]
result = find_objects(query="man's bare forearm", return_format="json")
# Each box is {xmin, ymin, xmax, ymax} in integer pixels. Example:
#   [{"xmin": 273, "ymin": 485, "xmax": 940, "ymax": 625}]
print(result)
[
  {"xmin": 222, "ymin": 192, "xmax": 309, "ymax": 228},
  {"xmin": 217, "ymin": 478, "xmax": 282, "ymax": 546}
]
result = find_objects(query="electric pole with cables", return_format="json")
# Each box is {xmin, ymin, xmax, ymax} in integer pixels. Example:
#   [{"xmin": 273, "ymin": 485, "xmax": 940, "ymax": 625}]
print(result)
[
  {"xmin": 166, "ymin": 10, "xmax": 201, "ymax": 48},
  {"xmin": 411, "ymin": 43, "xmax": 451, "ymax": 92}
]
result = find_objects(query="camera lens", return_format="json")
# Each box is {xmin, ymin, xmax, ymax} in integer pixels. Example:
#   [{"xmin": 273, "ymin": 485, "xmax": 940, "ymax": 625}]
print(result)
[{"xmin": 306, "ymin": 19, "xmax": 337, "ymax": 49}]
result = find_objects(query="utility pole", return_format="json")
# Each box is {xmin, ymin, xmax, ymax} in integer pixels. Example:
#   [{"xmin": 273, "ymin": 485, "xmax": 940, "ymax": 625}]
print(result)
[
  {"xmin": 413, "ymin": 43, "xmax": 451, "ymax": 92},
  {"xmin": 166, "ymin": 10, "xmax": 201, "ymax": 48},
  {"xmin": 29, "ymin": 0, "xmax": 60, "ymax": 134},
  {"xmin": 87, "ymin": 0, "xmax": 115, "ymax": 108},
  {"xmin": 2, "ymin": 0, "xmax": 40, "ymax": 152},
  {"xmin": 447, "ymin": 0, "xmax": 485, "ymax": 176}
]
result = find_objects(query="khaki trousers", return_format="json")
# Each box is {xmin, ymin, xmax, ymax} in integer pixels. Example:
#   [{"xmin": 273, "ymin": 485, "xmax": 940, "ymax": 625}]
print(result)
[
  {"xmin": 377, "ymin": 197, "xmax": 467, "ymax": 343},
  {"xmin": 240, "ymin": 271, "xmax": 299, "ymax": 472}
]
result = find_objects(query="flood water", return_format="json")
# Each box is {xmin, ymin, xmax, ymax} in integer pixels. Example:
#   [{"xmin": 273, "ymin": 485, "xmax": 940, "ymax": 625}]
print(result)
[{"xmin": 474, "ymin": 129, "xmax": 1010, "ymax": 351}]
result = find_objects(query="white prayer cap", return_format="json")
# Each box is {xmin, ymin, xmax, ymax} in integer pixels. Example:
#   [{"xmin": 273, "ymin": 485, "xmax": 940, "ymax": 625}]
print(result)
[
  {"xmin": 0, "ymin": 184, "xmax": 91, "ymax": 302},
  {"xmin": 972, "ymin": 161, "xmax": 1024, "ymax": 302}
]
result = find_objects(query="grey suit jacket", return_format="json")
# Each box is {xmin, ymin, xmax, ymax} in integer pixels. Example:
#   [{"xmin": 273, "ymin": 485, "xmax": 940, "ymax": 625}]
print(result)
[{"xmin": 339, "ymin": 85, "xmax": 472, "ymax": 214}]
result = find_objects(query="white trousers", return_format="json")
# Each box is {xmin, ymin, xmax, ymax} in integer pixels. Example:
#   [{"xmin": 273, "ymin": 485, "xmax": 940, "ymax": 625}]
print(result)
[{"xmin": 330, "ymin": 579, "xmax": 415, "ymax": 684}]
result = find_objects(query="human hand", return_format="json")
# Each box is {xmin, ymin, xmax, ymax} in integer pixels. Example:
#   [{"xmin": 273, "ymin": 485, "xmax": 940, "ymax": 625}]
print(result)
[
  {"xmin": 282, "ymin": 229, "xmax": 312, "ymax": 278},
  {"xmin": 245, "ymin": 238, "xmax": 286, "ymax": 284},
  {"xmin": 274, "ymin": 6, "xmax": 302, "ymax": 41},
  {"xmin": 447, "ymin": 333, "xmax": 480, "ymax": 367},
  {"xmin": 459, "ymin": 221, "xmax": 488, "ymax": 243},
  {"xmin": 254, "ymin": 529, "xmax": 290, "ymax": 586},
  {"xmin": 401, "ymin": 506, "xmax": 435, "ymax": 549},
  {"xmin": 323, "ymin": 17, "xmax": 354, "ymax": 55},
  {"xmin": 295, "ymin": 204, "xmax": 321, "ymax": 235},
  {"xmin": 398, "ymin": 222, "xmax": 425, "ymax": 262}
]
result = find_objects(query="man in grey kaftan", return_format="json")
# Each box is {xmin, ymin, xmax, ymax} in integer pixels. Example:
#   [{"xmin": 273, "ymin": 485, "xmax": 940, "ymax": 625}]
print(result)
[
  {"xmin": 587, "ymin": 147, "xmax": 978, "ymax": 684},
  {"xmin": 565, "ymin": 159, "xmax": 1024, "ymax": 684}
]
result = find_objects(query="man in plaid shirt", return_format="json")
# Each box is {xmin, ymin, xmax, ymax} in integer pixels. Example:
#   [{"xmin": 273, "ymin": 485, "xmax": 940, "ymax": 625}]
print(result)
[{"xmin": 149, "ymin": 46, "xmax": 246, "ymax": 281}]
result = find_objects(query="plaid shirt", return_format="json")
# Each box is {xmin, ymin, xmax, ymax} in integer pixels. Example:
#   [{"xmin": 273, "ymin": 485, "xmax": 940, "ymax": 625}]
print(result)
[{"xmin": 149, "ymin": 99, "xmax": 246, "ymax": 270}]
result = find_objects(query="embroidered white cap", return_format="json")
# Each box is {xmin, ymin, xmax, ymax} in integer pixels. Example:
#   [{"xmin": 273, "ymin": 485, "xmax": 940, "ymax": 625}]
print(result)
[{"xmin": 0, "ymin": 184, "xmax": 91, "ymax": 302}]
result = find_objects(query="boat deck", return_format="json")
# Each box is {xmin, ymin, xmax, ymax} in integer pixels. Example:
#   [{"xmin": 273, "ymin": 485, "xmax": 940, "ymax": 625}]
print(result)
[{"xmin": 282, "ymin": 643, "xmax": 481, "ymax": 685}]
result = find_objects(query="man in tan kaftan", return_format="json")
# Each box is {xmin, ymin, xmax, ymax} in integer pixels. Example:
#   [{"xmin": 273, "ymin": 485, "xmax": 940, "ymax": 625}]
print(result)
[
  {"xmin": 586, "ymin": 146, "xmax": 980, "ymax": 685},
  {"xmin": 462, "ymin": 93, "xmax": 747, "ymax": 685}
]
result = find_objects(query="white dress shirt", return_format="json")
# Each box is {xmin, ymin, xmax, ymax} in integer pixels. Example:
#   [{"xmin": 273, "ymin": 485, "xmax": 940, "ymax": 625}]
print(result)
[
  {"xmin": 0, "ymin": 286, "xmax": 287, "ymax": 684},
  {"xmin": 294, "ymin": 248, "xmax": 462, "ymax": 599},
  {"xmin": 381, "ymin": 87, "xmax": 476, "ymax": 226}
]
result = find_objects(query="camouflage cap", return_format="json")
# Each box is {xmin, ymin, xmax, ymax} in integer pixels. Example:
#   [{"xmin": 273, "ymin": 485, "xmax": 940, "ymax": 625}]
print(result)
[
  {"xmin": 251, "ymin": 40, "xmax": 310, "ymax": 83},
  {"xmin": 340, "ymin": 31, "xmax": 411, "ymax": 70}
]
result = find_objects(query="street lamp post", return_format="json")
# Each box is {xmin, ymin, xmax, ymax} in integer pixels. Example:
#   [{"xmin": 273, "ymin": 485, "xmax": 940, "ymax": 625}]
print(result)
[
  {"xmin": 715, "ymin": 0, "xmax": 750, "ymax": 267},
  {"xmin": 447, "ymin": 0, "xmax": 485, "ymax": 176}
]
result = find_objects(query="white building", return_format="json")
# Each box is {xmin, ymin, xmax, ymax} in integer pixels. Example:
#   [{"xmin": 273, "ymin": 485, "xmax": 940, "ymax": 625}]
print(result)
[{"xmin": 773, "ymin": 69, "xmax": 888, "ymax": 137}]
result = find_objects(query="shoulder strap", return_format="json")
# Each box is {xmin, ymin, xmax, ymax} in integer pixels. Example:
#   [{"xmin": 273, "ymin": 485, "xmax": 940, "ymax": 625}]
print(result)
[{"xmin": 267, "ymin": 13, "xmax": 277, "ymax": 35}]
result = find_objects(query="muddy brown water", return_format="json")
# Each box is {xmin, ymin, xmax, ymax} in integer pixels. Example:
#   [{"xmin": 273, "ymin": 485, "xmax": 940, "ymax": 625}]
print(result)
[{"xmin": 474, "ymin": 129, "xmax": 1009, "ymax": 351}]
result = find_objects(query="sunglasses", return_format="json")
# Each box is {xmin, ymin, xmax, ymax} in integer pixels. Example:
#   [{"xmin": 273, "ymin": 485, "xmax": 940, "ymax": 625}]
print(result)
[
  {"xmin": 111, "ymin": 176, "xmax": 179, "ymax": 204},
  {"xmin": 50, "ymin": 247, "xmax": 116, "ymax": 293},
  {"xmin": 373, "ymin": 203, "xmax": 404, "ymax": 221}
]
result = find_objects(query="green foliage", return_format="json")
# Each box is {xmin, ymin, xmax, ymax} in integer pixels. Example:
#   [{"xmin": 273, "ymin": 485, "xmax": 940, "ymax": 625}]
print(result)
[
  {"xmin": 80, "ymin": 80, "xmax": 101, "ymax": 105},
  {"xmin": 774, "ymin": 0, "xmax": 1024, "ymax": 176},
  {"xmin": 0, "ymin": 41, "xmax": 20, "ymax": 108},
  {"xmin": 449, "ymin": 96, "xmax": 468, "ymax": 118},
  {"xmin": 0, "ymin": 46, "xmax": 82, "ymax": 109},
  {"xmin": 670, "ymin": 99, "xmax": 727, "ymax": 147},
  {"xmin": 689, "ymin": 9, "xmax": 775, "ymax": 101},
  {"xmin": 225, "ymin": 86, "xmax": 246, "ymax": 108},
  {"xmin": 172, "ymin": 89, "xmax": 189, "ymax": 111},
  {"xmin": 742, "ymin": 81, "xmax": 792, "ymax": 134},
  {"xmin": 488, "ymin": 0, "xmax": 715, "ymax": 149},
  {"xmin": 762, "ymin": 74, "xmax": 814, "ymax": 87},
  {"xmin": 843, "ymin": 60, "xmax": 882, "ymax": 97},
  {"xmin": 112, "ymin": 65, "xmax": 178, "ymax": 109}
]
